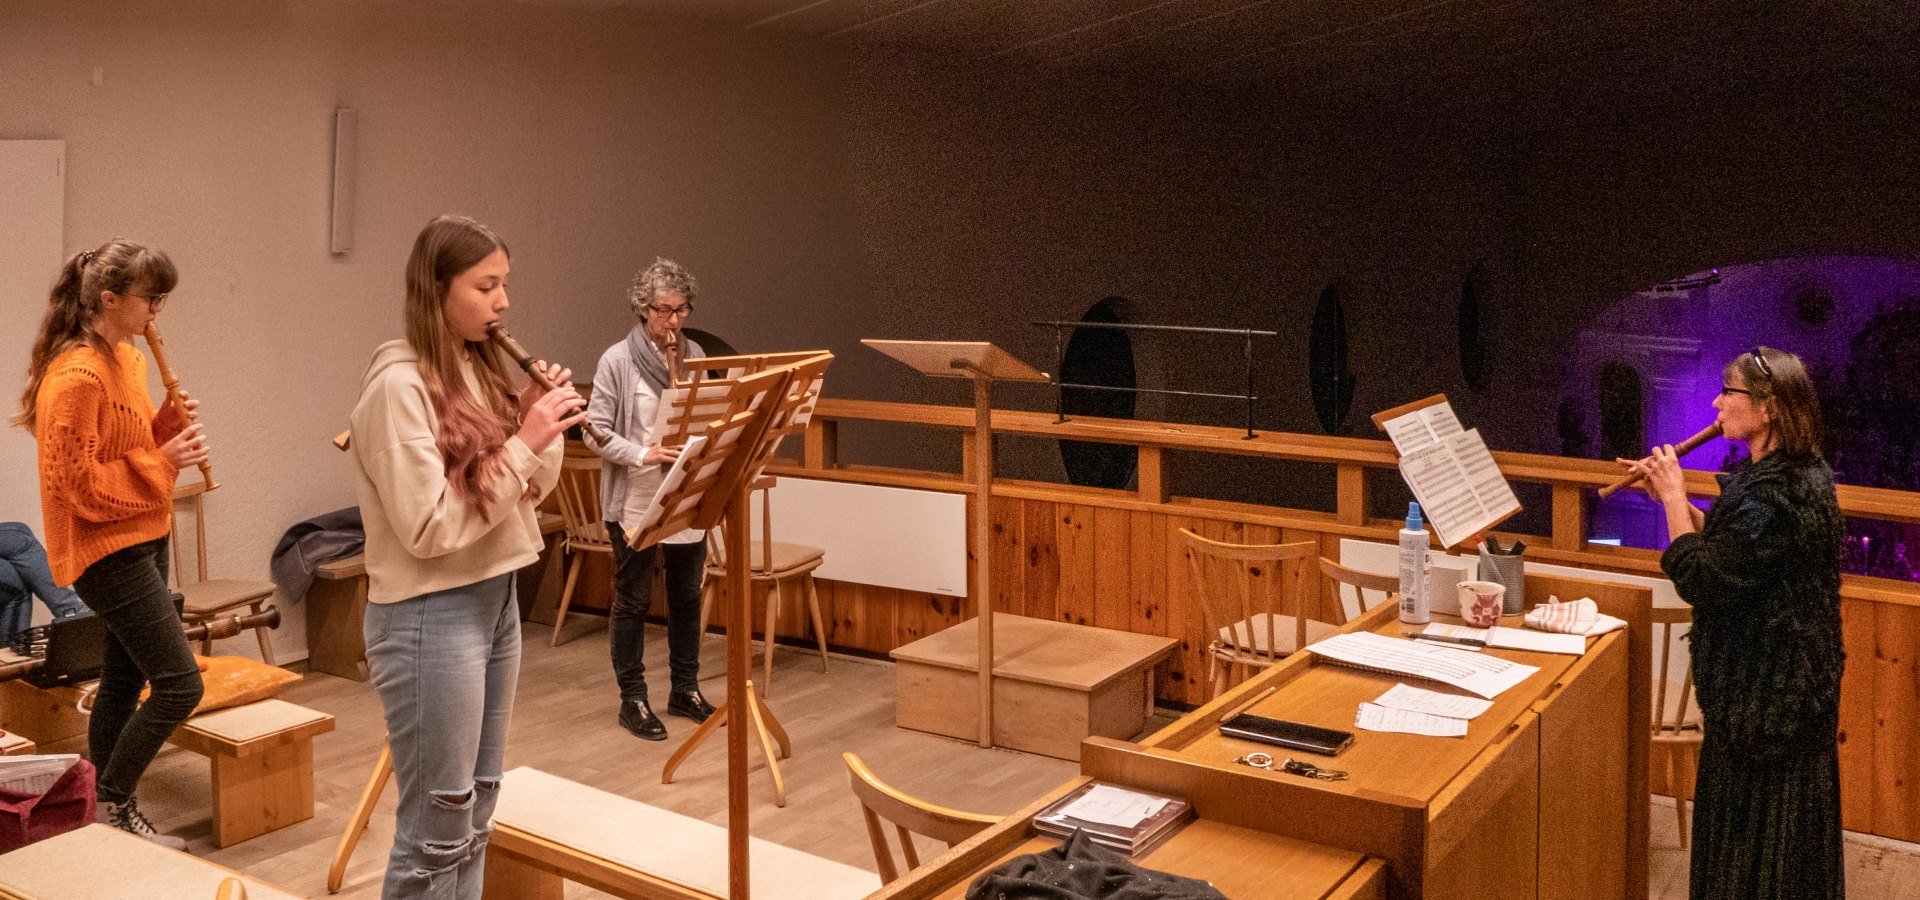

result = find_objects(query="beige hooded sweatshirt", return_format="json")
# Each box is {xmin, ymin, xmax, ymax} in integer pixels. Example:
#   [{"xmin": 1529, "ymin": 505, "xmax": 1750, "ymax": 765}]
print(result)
[{"xmin": 349, "ymin": 340, "xmax": 562, "ymax": 603}]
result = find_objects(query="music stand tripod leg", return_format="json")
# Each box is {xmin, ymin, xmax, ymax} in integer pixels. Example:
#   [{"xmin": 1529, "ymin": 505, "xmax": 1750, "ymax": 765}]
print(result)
[
  {"xmin": 744, "ymin": 681, "xmax": 788, "ymax": 807},
  {"xmin": 328, "ymin": 742, "xmax": 393, "ymax": 894},
  {"xmin": 661, "ymin": 702, "xmax": 729, "ymax": 784}
]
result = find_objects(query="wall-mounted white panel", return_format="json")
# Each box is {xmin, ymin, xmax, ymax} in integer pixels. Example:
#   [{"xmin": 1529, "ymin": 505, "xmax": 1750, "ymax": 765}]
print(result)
[
  {"xmin": 754, "ymin": 478, "xmax": 967, "ymax": 596},
  {"xmin": 0, "ymin": 141, "xmax": 65, "ymax": 534}
]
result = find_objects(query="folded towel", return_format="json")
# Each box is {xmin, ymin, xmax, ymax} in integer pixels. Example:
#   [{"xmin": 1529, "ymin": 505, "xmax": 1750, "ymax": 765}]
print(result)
[{"xmin": 1524, "ymin": 596, "xmax": 1627, "ymax": 636}]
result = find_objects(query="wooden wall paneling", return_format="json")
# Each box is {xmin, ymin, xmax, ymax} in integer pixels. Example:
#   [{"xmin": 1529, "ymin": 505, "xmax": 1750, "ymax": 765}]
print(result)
[
  {"xmin": 1163, "ymin": 516, "xmax": 1201, "ymax": 702},
  {"xmin": 1055, "ymin": 504, "xmax": 1097, "ymax": 627},
  {"xmin": 1092, "ymin": 506, "xmax": 1133, "ymax": 633},
  {"xmin": 1024, "ymin": 500, "xmax": 1061, "ymax": 623},
  {"xmin": 1281, "ymin": 527, "xmax": 1322, "ymax": 626},
  {"xmin": 1130, "ymin": 512, "xmax": 1168, "ymax": 640},
  {"xmin": 1872, "ymin": 601, "xmax": 1919, "ymax": 842},
  {"xmin": 1838, "ymin": 596, "xmax": 1877, "ymax": 834},
  {"xmin": 990, "ymin": 495, "xmax": 1026, "ymax": 617}
]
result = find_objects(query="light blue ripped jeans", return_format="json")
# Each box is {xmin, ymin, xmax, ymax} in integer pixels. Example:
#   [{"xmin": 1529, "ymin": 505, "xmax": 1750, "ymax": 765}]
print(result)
[{"xmin": 364, "ymin": 573, "xmax": 519, "ymax": 900}]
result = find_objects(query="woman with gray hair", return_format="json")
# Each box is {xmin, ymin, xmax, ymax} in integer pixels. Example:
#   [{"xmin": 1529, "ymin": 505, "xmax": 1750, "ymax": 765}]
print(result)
[{"xmin": 585, "ymin": 257, "xmax": 713, "ymax": 740}]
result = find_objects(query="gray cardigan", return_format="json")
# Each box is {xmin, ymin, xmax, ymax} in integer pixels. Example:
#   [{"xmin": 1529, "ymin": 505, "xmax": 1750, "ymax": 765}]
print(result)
[{"xmin": 584, "ymin": 332, "xmax": 704, "ymax": 524}]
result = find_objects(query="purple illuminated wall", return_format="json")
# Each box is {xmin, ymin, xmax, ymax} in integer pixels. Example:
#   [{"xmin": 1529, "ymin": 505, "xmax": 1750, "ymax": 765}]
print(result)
[{"xmin": 1562, "ymin": 256, "xmax": 1920, "ymax": 582}]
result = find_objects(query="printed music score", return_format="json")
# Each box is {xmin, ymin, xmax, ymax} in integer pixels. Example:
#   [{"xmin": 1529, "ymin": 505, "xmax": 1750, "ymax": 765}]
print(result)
[{"xmin": 1379, "ymin": 401, "xmax": 1520, "ymax": 549}]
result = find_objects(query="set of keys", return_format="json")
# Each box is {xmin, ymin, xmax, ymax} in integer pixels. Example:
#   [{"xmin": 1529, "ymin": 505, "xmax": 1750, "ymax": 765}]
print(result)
[{"xmin": 1231, "ymin": 751, "xmax": 1348, "ymax": 781}]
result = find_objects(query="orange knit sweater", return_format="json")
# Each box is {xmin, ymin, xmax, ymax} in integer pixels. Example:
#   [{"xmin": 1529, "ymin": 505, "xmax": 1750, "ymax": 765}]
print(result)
[{"xmin": 35, "ymin": 344, "xmax": 181, "ymax": 585}]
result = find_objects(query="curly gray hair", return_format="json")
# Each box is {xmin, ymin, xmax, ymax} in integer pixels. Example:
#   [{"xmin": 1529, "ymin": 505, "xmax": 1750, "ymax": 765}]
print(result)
[{"xmin": 627, "ymin": 257, "xmax": 697, "ymax": 317}]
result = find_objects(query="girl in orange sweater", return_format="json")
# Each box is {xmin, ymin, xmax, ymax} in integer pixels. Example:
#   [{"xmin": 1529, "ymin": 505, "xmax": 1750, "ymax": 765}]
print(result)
[{"xmin": 14, "ymin": 240, "xmax": 208, "ymax": 849}]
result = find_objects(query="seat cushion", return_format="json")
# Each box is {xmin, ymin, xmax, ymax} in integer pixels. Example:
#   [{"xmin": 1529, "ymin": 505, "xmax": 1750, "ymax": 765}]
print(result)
[
  {"xmin": 178, "ymin": 579, "xmax": 275, "ymax": 615},
  {"xmin": 1217, "ymin": 613, "xmax": 1341, "ymax": 656},
  {"xmin": 749, "ymin": 541, "xmax": 824, "ymax": 574}
]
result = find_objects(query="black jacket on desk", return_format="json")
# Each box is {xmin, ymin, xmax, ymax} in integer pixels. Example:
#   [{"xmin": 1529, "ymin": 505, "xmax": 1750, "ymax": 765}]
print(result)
[
  {"xmin": 966, "ymin": 830, "xmax": 1226, "ymax": 900},
  {"xmin": 1660, "ymin": 450, "xmax": 1845, "ymax": 754}
]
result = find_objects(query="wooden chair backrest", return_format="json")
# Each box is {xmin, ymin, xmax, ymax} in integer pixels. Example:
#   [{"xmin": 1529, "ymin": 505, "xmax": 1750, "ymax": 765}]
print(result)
[
  {"xmin": 705, "ymin": 477, "xmax": 777, "ymax": 574},
  {"xmin": 1178, "ymin": 528, "xmax": 1319, "ymax": 662},
  {"xmin": 843, "ymin": 752, "xmax": 999, "ymax": 884},
  {"xmin": 169, "ymin": 482, "xmax": 213, "ymax": 587},
  {"xmin": 1317, "ymin": 557, "xmax": 1398, "ymax": 625},
  {"xmin": 555, "ymin": 456, "xmax": 612, "ymax": 550},
  {"xmin": 1652, "ymin": 605, "xmax": 1700, "ymax": 736}
]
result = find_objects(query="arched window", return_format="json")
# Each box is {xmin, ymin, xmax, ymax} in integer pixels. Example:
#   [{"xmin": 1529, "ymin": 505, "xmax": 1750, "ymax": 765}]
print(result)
[
  {"xmin": 1597, "ymin": 362, "xmax": 1645, "ymax": 463},
  {"xmin": 1058, "ymin": 297, "xmax": 1138, "ymax": 489},
  {"xmin": 1308, "ymin": 280, "xmax": 1355, "ymax": 434}
]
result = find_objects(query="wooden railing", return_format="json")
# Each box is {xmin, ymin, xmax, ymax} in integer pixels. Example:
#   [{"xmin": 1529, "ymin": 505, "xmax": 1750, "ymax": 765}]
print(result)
[{"xmin": 762, "ymin": 397, "xmax": 1920, "ymax": 844}]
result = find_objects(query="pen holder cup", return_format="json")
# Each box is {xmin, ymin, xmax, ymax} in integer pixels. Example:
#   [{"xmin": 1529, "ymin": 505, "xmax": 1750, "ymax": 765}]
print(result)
[{"xmin": 1479, "ymin": 549, "xmax": 1526, "ymax": 615}]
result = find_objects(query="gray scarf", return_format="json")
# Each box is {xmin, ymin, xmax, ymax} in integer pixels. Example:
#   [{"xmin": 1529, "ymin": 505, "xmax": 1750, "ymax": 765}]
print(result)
[{"xmin": 625, "ymin": 324, "xmax": 705, "ymax": 394}]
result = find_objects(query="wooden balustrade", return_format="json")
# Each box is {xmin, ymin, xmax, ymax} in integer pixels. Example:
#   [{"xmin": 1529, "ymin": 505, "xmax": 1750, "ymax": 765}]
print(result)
[{"xmin": 754, "ymin": 397, "xmax": 1920, "ymax": 845}]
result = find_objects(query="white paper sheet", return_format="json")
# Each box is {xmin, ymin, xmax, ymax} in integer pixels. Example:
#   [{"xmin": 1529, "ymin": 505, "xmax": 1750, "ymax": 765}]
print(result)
[
  {"xmin": 1356, "ymin": 703, "xmax": 1469, "ymax": 737},
  {"xmin": 1057, "ymin": 784, "xmax": 1169, "ymax": 828},
  {"xmin": 1424, "ymin": 623, "xmax": 1589, "ymax": 657},
  {"xmin": 1372, "ymin": 684, "xmax": 1495, "ymax": 720},
  {"xmin": 1306, "ymin": 631, "xmax": 1540, "ymax": 699},
  {"xmin": 1382, "ymin": 404, "xmax": 1521, "ymax": 549},
  {"xmin": 624, "ymin": 433, "xmax": 708, "ymax": 542}
]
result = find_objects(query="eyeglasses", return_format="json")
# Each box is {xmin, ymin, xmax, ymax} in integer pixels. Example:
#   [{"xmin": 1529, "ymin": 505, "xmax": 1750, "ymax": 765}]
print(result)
[
  {"xmin": 646, "ymin": 303, "xmax": 692, "ymax": 319},
  {"xmin": 122, "ymin": 292, "xmax": 168, "ymax": 311},
  {"xmin": 1749, "ymin": 347, "xmax": 1772, "ymax": 381},
  {"xmin": 1720, "ymin": 386, "xmax": 1753, "ymax": 397}
]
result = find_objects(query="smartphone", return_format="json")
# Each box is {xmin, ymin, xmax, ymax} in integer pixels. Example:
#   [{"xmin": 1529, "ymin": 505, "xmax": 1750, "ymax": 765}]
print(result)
[{"xmin": 1219, "ymin": 713, "xmax": 1354, "ymax": 756}]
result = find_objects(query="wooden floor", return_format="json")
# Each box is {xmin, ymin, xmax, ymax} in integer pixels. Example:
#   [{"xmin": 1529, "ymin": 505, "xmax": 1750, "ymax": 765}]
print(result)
[{"xmin": 122, "ymin": 618, "xmax": 1920, "ymax": 898}]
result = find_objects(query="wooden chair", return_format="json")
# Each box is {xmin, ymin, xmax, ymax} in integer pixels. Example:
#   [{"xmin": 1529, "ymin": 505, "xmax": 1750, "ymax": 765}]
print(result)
[
  {"xmin": 1178, "ymin": 528, "xmax": 1328, "ymax": 699},
  {"xmin": 843, "ymin": 752, "xmax": 999, "ymax": 885},
  {"xmin": 171, "ymin": 482, "xmax": 276, "ymax": 663},
  {"xmin": 700, "ymin": 476, "xmax": 828, "ymax": 696},
  {"xmin": 1652, "ymin": 605, "xmax": 1703, "ymax": 848},
  {"xmin": 1317, "ymin": 557, "xmax": 1398, "ymax": 625},
  {"xmin": 550, "ymin": 455, "xmax": 614, "ymax": 647}
]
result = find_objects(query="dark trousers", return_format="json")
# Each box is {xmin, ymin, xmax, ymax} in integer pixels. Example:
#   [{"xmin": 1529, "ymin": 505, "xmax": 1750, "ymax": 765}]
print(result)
[
  {"xmin": 605, "ymin": 522, "xmax": 706, "ymax": 699},
  {"xmin": 73, "ymin": 538, "xmax": 204, "ymax": 806}
]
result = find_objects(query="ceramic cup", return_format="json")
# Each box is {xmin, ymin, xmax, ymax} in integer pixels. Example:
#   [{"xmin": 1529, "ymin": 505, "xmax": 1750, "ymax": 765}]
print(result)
[{"xmin": 1458, "ymin": 580, "xmax": 1507, "ymax": 628}]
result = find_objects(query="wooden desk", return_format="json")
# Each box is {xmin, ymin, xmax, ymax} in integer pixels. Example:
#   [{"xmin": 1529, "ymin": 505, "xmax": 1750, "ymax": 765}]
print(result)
[
  {"xmin": 307, "ymin": 513, "xmax": 565, "ymax": 680},
  {"xmin": 891, "ymin": 614, "xmax": 1177, "ymax": 760},
  {"xmin": 866, "ymin": 776, "xmax": 1387, "ymax": 900},
  {"xmin": 1107, "ymin": 570, "xmax": 1650, "ymax": 899}
]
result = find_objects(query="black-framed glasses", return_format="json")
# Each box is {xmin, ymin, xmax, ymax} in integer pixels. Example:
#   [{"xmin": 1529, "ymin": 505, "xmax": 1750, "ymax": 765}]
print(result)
[
  {"xmin": 646, "ymin": 303, "xmax": 692, "ymax": 319},
  {"xmin": 123, "ymin": 292, "xmax": 168, "ymax": 311},
  {"xmin": 1749, "ymin": 347, "xmax": 1772, "ymax": 381},
  {"xmin": 1720, "ymin": 385, "xmax": 1753, "ymax": 397}
]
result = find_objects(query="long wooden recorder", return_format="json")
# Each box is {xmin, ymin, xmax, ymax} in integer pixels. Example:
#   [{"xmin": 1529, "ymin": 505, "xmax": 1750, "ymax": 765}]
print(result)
[
  {"xmin": 143, "ymin": 323, "xmax": 218, "ymax": 491},
  {"xmin": 485, "ymin": 322, "xmax": 611, "ymax": 444},
  {"xmin": 1597, "ymin": 422, "xmax": 1724, "ymax": 498}
]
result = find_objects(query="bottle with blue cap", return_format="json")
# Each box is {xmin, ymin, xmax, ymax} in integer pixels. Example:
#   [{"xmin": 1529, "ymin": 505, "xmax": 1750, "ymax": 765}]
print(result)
[{"xmin": 1397, "ymin": 502, "xmax": 1431, "ymax": 624}]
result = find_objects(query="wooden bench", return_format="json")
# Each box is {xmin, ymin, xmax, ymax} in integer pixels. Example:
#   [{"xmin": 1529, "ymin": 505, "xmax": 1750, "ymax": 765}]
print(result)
[
  {"xmin": 0, "ymin": 730, "xmax": 36, "ymax": 756},
  {"xmin": 485, "ymin": 767, "xmax": 874, "ymax": 899},
  {"xmin": 167, "ymin": 699, "xmax": 335, "ymax": 848},
  {"xmin": 307, "ymin": 512, "xmax": 566, "ymax": 681},
  {"xmin": 890, "ymin": 613, "xmax": 1178, "ymax": 760},
  {"xmin": 0, "ymin": 824, "xmax": 301, "ymax": 899}
]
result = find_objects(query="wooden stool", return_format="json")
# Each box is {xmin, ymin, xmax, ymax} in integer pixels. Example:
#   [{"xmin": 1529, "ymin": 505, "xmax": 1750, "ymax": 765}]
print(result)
[
  {"xmin": 166, "ymin": 699, "xmax": 335, "ymax": 848},
  {"xmin": 0, "ymin": 824, "xmax": 302, "ymax": 898}
]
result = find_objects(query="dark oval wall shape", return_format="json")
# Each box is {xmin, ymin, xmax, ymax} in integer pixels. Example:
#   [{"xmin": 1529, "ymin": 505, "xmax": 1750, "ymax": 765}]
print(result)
[
  {"xmin": 1308, "ymin": 281, "xmax": 1355, "ymax": 434},
  {"xmin": 1058, "ymin": 297, "xmax": 1138, "ymax": 489},
  {"xmin": 1458, "ymin": 267, "xmax": 1489, "ymax": 392},
  {"xmin": 1598, "ymin": 362, "xmax": 1646, "ymax": 463}
]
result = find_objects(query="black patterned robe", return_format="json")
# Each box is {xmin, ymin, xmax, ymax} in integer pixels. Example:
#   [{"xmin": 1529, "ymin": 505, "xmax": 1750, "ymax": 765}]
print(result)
[{"xmin": 1661, "ymin": 450, "xmax": 1845, "ymax": 900}]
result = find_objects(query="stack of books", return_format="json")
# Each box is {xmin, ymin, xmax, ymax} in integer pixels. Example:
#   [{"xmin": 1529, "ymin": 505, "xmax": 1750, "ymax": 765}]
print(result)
[
  {"xmin": 1033, "ymin": 781, "xmax": 1192, "ymax": 857},
  {"xmin": 0, "ymin": 754, "xmax": 78, "ymax": 795}
]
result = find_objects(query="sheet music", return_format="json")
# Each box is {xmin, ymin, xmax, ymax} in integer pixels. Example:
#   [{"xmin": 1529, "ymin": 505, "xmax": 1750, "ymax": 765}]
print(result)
[
  {"xmin": 1386, "ymin": 406, "xmax": 1519, "ymax": 548},
  {"xmin": 0, "ymin": 754, "xmax": 78, "ymax": 795},
  {"xmin": 1372, "ymin": 684, "xmax": 1494, "ymax": 720},
  {"xmin": 1423, "ymin": 623, "xmax": 1589, "ymax": 657},
  {"xmin": 1381, "ymin": 403, "xmax": 1464, "ymax": 456},
  {"xmin": 1449, "ymin": 429, "xmax": 1521, "ymax": 521},
  {"xmin": 1056, "ymin": 784, "xmax": 1170, "ymax": 828},
  {"xmin": 1399, "ymin": 442, "xmax": 1484, "ymax": 548},
  {"xmin": 1356, "ymin": 702, "xmax": 1470, "ymax": 737},
  {"xmin": 624, "ymin": 434, "xmax": 707, "ymax": 541},
  {"xmin": 1306, "ymin": 631, "xmax": 1539, "ymax": 699}
]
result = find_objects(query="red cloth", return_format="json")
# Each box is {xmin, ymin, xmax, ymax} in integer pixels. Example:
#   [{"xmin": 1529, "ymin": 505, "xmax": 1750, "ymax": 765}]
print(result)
[{"xmin": 0, "ymin": 758, "xmax": 96, "ymax": 853}]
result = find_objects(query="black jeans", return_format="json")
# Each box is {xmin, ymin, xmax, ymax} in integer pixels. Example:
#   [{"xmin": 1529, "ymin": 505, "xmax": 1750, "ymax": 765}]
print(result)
[
  {"xmin": 605, "ymin": 522, "xmax": 706, "ymax": 699},
  {"xmin": 73, "ymin": 538, "xmax": 203, "ymax": 806}
]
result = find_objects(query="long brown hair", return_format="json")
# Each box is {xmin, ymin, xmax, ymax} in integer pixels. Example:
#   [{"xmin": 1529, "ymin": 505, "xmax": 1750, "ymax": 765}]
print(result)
[
  {"xmin": 14, "ymin": 240, "xmax": 179, "ymax": 433},
  {"xmin": 404, "ymin": 215, "xmax": 519, "ymax": 516},
  {"xmin": 1726, "ymin": 345, "xmax": 1824, "ymax": 458}
]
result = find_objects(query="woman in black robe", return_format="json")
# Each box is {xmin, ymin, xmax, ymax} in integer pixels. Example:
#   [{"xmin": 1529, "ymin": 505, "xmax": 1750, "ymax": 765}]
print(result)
[{"xmin": 1622, "ymin": 346, "xmax": 1845, "ymax": 899}]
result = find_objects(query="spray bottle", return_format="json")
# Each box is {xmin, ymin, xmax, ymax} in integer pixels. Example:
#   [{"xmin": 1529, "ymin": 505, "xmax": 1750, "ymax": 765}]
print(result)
[{"xmin": 1398, "ymin": 502, "xmax": 1431, "ymax": 624}]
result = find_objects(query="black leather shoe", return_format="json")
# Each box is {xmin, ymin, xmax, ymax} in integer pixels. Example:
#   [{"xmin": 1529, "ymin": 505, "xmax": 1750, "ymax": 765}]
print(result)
[
  {"xmin": 667, "ymin": 689, "xmax": 716, "ymax": 723},
  {"xmin": 618, "ymin": 700, "xmax": 667, "ymax": 741}
]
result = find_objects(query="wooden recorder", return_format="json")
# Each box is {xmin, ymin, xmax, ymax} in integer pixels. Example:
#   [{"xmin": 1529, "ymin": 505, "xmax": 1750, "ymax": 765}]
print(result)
[
  {"xmin": 1596, "ymin": 422, "xmax": 1724, "ymax": 498},
  {"xmin": 143, "ymin": 324, "xmax": 218, "ymax": 491},
  {"xmin": 485, "ymin": 322, "xmax": 610, "ymax": 444}
]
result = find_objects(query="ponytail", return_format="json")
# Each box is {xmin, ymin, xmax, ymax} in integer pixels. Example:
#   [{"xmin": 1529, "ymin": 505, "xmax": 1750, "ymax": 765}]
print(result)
[{"xmin": 14, "ymin": 241, "xmax": 178, "ymax": 433}]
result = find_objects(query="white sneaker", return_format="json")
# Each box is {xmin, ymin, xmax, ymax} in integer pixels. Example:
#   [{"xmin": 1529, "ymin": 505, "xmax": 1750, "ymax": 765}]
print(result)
[{"xmin": 104, "ymin": 798, "xmax": 188, "ymax": 851}]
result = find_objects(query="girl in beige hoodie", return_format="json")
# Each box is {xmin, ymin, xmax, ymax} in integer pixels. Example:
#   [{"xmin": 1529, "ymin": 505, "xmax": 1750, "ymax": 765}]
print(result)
[{"xmin": 348, "ymin": 215, "xmax": 582, "ymax": 900}]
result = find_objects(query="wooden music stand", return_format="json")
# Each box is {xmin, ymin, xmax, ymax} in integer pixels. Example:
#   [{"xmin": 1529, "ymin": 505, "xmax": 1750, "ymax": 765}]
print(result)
[
  {"xmin": 861, "ymin": 340, "xmax": 1049, "ymax": 748},
  {"xmin": 639, "ymin": 352, "xmax": 830, "ymax": 900},
  {"xmin": 1370, "ymin": 392, "xmax": 1521, "ymax": 549}
]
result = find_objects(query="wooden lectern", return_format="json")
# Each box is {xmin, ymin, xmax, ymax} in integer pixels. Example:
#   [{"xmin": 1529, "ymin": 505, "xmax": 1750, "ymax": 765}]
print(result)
[{"xmin": 862, "ymin": 340, "xmax": 1049, "ymax": 748}]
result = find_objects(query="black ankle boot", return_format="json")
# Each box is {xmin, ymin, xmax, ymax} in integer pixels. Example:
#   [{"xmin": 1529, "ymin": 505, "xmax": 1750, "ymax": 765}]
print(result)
[
  {"xmin": 619, "ymin": 699, "xmax": 667, "ymax": 741},
  {"xmin": 667, "ymin": 689, "xmax": 716, "ymax": 723}
]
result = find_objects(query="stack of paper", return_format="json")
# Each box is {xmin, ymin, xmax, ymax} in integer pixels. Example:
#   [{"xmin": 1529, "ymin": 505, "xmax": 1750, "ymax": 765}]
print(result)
[
  {"xmin": 1034, "ymin": 782, "xmax": 1192, "ymax": 857},
  {"xmin": 0, "ymin": 754, "xmax": 78, "ymax": 795},
  {"xmin": 1355, "ymin": 684, "xmax": 1495, "ymax": 737},
  {"xmin": 1306, "ymin": 631, "xmax": 1539, "ymax": 699},
  {"xmin": 1422, "ymin": 623, "xmax": 1588, "ymax": 656}
]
